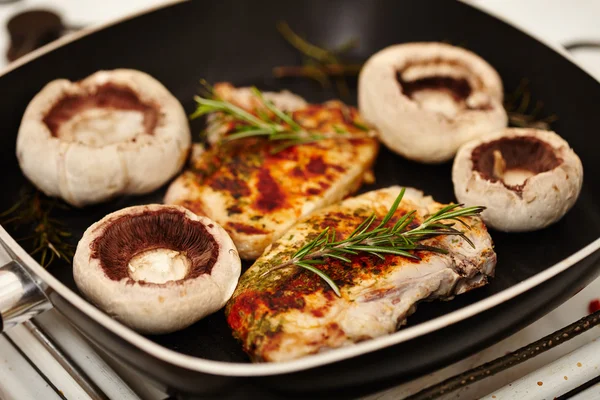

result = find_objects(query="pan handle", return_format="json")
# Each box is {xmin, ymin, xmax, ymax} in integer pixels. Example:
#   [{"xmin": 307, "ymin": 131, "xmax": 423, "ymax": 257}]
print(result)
[{"xmin": 0, "ymin": 232, "xmax": 52, "ymax": 332}]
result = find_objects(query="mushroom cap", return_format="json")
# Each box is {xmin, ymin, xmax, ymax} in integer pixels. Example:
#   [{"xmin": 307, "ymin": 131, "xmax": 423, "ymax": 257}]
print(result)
[
  {"xmin": 73, "ymin": 204, "xmax": 241, "ymax": 334},
  {"xmin": 453, "ymin": 128, "xmax": 583, "ymax": 231},
  {"xmin": 16, "ymin": 69, "xmax": 191, "ymax": 207},
  {"xmin": 358, "ymin": 42, "xmax": 508, "ymax": 163}
]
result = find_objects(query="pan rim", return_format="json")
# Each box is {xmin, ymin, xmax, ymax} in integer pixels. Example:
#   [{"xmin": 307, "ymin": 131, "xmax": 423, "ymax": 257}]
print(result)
[
  {"xmin": 3, "ymin": 225, "xmax": 599, "ymax": 376},
  {"xmin": 1, "ymin": 0, "xmax": 599, "ymax": 377}
]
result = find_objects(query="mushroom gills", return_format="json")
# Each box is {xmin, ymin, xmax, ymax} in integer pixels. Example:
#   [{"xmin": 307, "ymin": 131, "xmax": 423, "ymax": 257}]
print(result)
[
  {"xmin": 44, "ymin": 84, "xmax": 158, "ymax": 146},
  {"xmin": 398, "ymin": 75, "xmax": 471, "ymax": 118},
  {"xmin": 128, "ymin": 248, "xmax": 190, "ymax": 284},
  {"xmin": 57, "ymin": 108, "xmax": 147, "ymax": 146},
  {"xmin": 453, "ymin": 128, "xmax": 584, "ymax": 232},
  {"xmin": 397, "ymin": 66, "xmax": 488, "ymax": 119},
  {"xmin": 472, "ymin": 135, "xmax": 561, "ymax": 190}
]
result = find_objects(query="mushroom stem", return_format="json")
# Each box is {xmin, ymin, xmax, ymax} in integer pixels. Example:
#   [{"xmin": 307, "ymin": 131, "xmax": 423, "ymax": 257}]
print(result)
[
  {"xmin": 127, "ymin": 248, "xmax": 190, "ymax": 284},
  {"xmin": 492, "ymin": 149, "xmax": 506, "ymax": 180}
]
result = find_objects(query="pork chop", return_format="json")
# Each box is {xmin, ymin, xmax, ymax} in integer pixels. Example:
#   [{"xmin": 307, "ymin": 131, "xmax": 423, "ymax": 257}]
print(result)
[
  {"xmin": 165, "ymin": 84, "xmax": 379, "ymax": 259},
  {"xmin": 225, "ymin": 186, "xmax": 496, "ymax": 362}
]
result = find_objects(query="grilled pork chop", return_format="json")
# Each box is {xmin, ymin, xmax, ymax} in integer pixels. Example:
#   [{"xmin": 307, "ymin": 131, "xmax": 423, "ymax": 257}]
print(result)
[
  {"xmin": 225, "ymin": 186, "xmax": 496, "ymax": 362},
  {"xmin": 165, "ymin": 84, "xmax": 379, "ymax": 259}
]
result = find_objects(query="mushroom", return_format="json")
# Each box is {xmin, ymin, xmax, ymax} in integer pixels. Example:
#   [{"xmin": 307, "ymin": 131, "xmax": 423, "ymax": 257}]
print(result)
[
  {"xmin": 73, "ymin": 204, "xmax": 241, "ymax": 334},
  {"xmin": 358, "ymin": 42, "xmax": 508, "ymax": 163},
  {"xmin": 16, "ymin": 69, "xmax": 191, "ymax": 207},
  {"xmin": 452, "ymin": 128, "xmax": 583, "ymax": 231}
]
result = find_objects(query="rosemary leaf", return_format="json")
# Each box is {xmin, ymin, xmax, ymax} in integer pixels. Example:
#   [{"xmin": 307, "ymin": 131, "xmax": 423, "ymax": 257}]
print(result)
[
  {"xmin": 352, "ymin": 121, "xmax": 370, "ymax": 132},
  {"xmin": 224, "ymin": 129, "xmax": 275, "ymax": 141},
  {"xmin": 299, "ymin": 259, "xmax": 326, "ymax": 265},
  {"xmin": 504, "ymin": 79, "xmax": 558, "ymax": 129},
  {"xmin": 296, "ymin": 261, "xmax": 341, "ymax": 296},
  {"xmin": 392, "ymin": 211, "xmax": 416, "ymax": 233},
  {"xmin": 276, "ymin": 21, "xmax": 336, "ymax": 64},
  {"xmin": 326, "ymin": 253, "xmax": 352, "ymax": 263},
  {"xmin": 333, "ymin": 125, "xmax": 348, "ymax": 134},
  {"xmin": 274, "ymin": 21, "xmax": 360, "ymax": 100},
  {"xmin": 194, "ymin": 96, "xmax": 269, "ymax": 128},
  {"xmin": 294, "ymin": 228, "xmax": 330, "ymax": 259},
  {"xmin": 0, "ymin": 188, "xmax": 74, "ymax": 268},
  {"xmin": 378, "ymin": 188, "xmax": 405, "ymax": 228},
  {"xmin": 267, "ymin": 132, "xmax": 310, "ymax": 141},
  {"xmin": 366, "ymin": 251, "xmax": 386, "ymax": 260},
  {"xmin": 250, "ymin": 87, "xmax": 302, "ymax": 131},
  {"xmin": 347, "ymin": 213, "xmax": 374, "ymax": 239}
]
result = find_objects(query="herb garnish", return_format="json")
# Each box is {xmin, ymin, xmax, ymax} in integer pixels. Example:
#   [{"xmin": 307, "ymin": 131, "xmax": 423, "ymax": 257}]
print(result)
[
  {"xmin": 191, "ymin": 86, "xmax": 374, "ymax": 153},
  {"xmin": 504, "ymin": 79, "xmax": 557, "ymax": 129},
  {"xmin": 0, "ymin": 187, "xmax": 74, "ymax": 267},
  {"xmin": 274, "ymin": 21, "xmax": 360, "ymax": 99},
  {"xmin": 261, "ymin": 188, "xmax": 485, "ymax": 296}
]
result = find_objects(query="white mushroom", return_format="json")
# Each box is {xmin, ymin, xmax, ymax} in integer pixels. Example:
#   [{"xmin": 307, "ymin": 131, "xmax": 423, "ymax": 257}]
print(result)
[
  {"xmin": 16, "ymin": 69, "xmax": 191, "ymax": 207},
  {"xmin": 358, "ymin": 42, "xmax": 508, "ymax": 163},
  {"xmin": 73, "ymin": 204, "xmax": 241, "ymax": 334},
  {"xmin": 453, "ymin": 128, "xmax": 583, "ymax": 231}
]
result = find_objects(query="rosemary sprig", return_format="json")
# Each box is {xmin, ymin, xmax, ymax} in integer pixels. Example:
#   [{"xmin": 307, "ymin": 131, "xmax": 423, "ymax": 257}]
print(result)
[
  {"xmin": 191, "ymin": 85, "xmax": 373, "ymax": 152},
  {"xmin": 275, "ymin": 21, "xmax": 360, "ymax": 99},
  {"xmin": 0, "ymin": 188, "xmax": 74, "ymax": 267},
  {"xmin": 504, "ymin": 78, "xmax": 558, "ymax": 129},
  {"xmin": 262, "ymin": 188, "xmax": 485, "ymax": 296}
]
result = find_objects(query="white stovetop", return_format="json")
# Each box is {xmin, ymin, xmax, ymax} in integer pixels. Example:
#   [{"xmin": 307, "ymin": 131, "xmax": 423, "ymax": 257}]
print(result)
[{"xmin": 0, "ymin": 1, "xmax": 599, "ymax": 399}]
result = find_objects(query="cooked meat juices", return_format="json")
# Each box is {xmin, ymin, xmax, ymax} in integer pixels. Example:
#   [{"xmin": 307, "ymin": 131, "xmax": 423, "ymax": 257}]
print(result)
[
  {"xmin": 165, "ymin": 84, "xmax": 379, "ymax": 259},
  {"xmin": 225, "ymin": 187, "xmax": 496, "ymax": 362}
]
